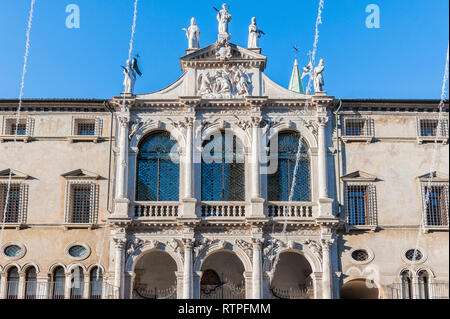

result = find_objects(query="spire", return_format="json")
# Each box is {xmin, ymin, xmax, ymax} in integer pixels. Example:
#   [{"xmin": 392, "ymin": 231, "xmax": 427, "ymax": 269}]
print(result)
[{"xmin": 289, "ymin": 58, "xmax": 305, "ymax": 94}]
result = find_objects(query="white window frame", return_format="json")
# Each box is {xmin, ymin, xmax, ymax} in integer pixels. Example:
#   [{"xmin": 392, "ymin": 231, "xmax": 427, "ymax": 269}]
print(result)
[
  {"xmin": 416, "ymin": 116, "xmax": 449, "ymax": 145},
  {"xmin": 68, "ymin": 116, "xmax": 103, "ymax": 143},
  {"xmin": 341, "ymin": 116, "xmax": 374, "ymax": 143}
]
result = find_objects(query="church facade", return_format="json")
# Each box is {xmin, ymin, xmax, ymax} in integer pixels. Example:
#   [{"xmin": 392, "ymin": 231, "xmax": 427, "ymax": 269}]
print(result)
[{"xmin": 0, "ymin": 12, "xmax": 448, "ymax": 300}]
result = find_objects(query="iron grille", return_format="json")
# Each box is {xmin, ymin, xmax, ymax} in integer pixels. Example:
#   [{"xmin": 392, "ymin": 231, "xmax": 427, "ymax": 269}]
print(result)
[
  {"xmin": 423, "ymin": 185, "xmax": 449, "ymax": 226},
  {"xmin": 405, "ymin": 249, "xmax": 423, "ymax": 262},
  {"xmin": 0, "ymin": 184, "xmax": 21, "ymax": 223},
  {"xmin": 267, "ymin": 132, "xmax": 311, "ymax": 201},
  {"xmin": 345, "ymin": 119, "xmax": 366, "ymax": 136},
  {"xmin": 25, "ymin": 268, "xmax": 38, "ymax": 299},
  {"xmin": 77, "ymin": 121, "xmax": 96, "ymax": 136},
  {"xmin": 90, "ymin": 268, "xmax": 103, "ymax": 299},
  {"xmin": 70, "ymin": 184, "xmax": 92, "ymax": 223},
  {"xmin": 351, "ymin": 249, "xmax": 369, "ymax": 262},
  {"xmin": 345, "ymin": 184, "xmax": 377, "ymax": 226},
  {"xmin": 201, "ymin": 132, "xmax": 245, "ymax": 201},
  {"xmin": 70, "ymin": 268, "xmax": 85, "ymax": 299},
  {"xmin": 136, "ymin": 132, "xmax": 179, "ymax": 201},
  {"xmin": 9, "ymin": 123, "xmax": 27, "ymax": 135},
  {"xmin": 6, "ymin": 268, "xmax": 20, "ymax": 299}
]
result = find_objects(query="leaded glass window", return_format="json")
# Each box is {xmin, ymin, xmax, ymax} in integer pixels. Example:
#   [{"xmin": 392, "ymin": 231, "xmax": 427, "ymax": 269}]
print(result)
[
  {"xmin": 268, "ymin": 132, "xmax": 311, "ymax": 202},
  {"xmin": 201, "ymin": 131, "xmax": 245, "ymax": 201},
  {"xmin": 136, "ymin": 131, "xmax": 179, "ymax": 201}
]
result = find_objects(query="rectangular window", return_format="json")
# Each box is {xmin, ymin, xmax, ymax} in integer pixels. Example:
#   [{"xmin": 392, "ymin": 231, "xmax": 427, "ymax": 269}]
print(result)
[
  {"xmin": 70, "ymin": 184, "xmax": 92, "ymax": 223},
  {"xmin": 345, "ymin": 184, "xmax": 377, "ymax": 226},
  {"xmin": 423, "ymin": 185, "xmax": 449, "ymax": 226},
  {"xmin": 345, "ymin": 119, "xmax": 366, "ymax": 136},
  {"xmin": 77, "ymin": 122, "xmax": 96, "ymax": 136},
  {"xmin": 420, "ymin": 120, "xmax": 439, "ymax": 137},
  {"xmin": 10, "ymin": 123, "xmax": 27, "ymax": 136},
  {"xmin": 0, "ymin": 184, "xmax": 21, "ymax": 223}
]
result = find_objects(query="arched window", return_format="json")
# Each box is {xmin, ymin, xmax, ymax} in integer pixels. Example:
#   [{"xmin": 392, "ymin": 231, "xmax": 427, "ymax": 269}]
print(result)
[
  {"xmin": 25, "ymin": 267, "xmax": 37, "ymax": 299},
  {"xmin": 90, "ymin": 267, "xmax": 103, "ymax": 299},
  {"xmin": 136, "ymin": 131, "xmax": 179, "ymax": 201},
  {"xmin": 201, "ymin": 131, "xmax": 245, "ymax": 201},
  {"xmin": 52, "ymin": 266, "xmax": 66, "ymax": 299},
  {"xmin": 268, "ymin": 131, "xmax": 311, "ymax": 201},
  {"xmin": 70, "ymin": 266, "xmax": 84, "ymax": 299},
  {"xmin": 418, "ymin": 270, "xmax": 430, "ymax": 299},
  {"xmin": 6, "ymin": 267, "xmax": 19, "ymax": 299},
  {"xmin": 401, "ymin": 270, "xmax": 413, "ymax": 299}
]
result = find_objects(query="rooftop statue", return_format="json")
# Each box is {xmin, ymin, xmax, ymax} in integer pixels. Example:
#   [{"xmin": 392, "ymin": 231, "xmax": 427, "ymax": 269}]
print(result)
[
  {"xmin": 122, "ymin": 56, "xmax": 142, "ymax": 94},
  {"xmin": 214, "ymin": 4, "xmax": 232, "ymax": 36},
  {"xmin": 302, "ymin": 58, "xmax": 325, "ymax": 93},
  {"xmin": 182, "ymin": 17, "xmax": 200, "ymax": 49},
  {"xmin": 248, "ymin": 17, "xmax": 264, "ymax": 49}
]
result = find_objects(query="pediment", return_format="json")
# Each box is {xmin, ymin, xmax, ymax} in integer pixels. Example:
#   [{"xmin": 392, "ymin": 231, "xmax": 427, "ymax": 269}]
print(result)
[
  {"xmin": 417, "ymin": 171, "xmax": 449, "ymax": 182},
  {"xmin": 341, "ymin": 171, "xmax": 378, "ymax": 182},
  {"xmin": 0, "ymin": 169, "xmax": 29, "ymax": 180},
  {"xmin": 180, "ymin": 42, "xmax": 267, "ymax": 71},
  {"xmin": 61, "ymin": 169, "xmax": 100, "ymax": 180}
]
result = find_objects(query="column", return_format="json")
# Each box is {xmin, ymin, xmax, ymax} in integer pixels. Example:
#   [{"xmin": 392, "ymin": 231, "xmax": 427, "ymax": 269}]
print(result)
[
  {"xmin": 113, "ymin": 238, "xmax": 126, "ymax": 299},
  {"xmin": 251, "ymin": 119, "xmax": 261, "ymax": 199},
  {"xmin": 321, "ymin": 238, "xmax": 334, "ymax": 299},
  {"xmin": 18, "ymin": 272, "xmax": 25, "ymax": 299},
  {"xmin": 0, "ymin": 273, "xmax": 6, "ymax": 299},
  {"xmin": 184, "ymin": 119, "xmax": 194, "ymax": 199},
  {"xmin": 116, "ymin": 114, "xmax": 129, "ymax": 199},
  {"xmin": 252, "ymin": 239, "xmax": 263, "ymax": 299},
  {"xmin": 317, "ymin": 117, "xmax": 329, "ymax": 199},
  {"xmin": 183, "ymin": 239, "xmax": 193, "ymax": 299}
]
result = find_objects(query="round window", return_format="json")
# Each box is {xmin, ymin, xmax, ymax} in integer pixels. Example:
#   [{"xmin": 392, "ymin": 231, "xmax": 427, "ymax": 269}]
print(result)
[
  {"xmin": 68, "ymin": 245, "xmax": 88, "ymax": 258},
  {"xmin": 4, "ymin": 245, "xmax": 23, "ymax": 258},
  {"xmin": 405, "ymin": 249, "xmax": 423, "ymax": 262},
  {"xmin": 351, "ymin": 249, "xmax": 369, "ymax": 262}
]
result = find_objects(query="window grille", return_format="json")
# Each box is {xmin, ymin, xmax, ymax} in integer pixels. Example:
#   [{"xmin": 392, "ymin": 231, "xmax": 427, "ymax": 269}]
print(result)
[
  {"xmin": 419, "ymin": 118, "xmax": 449, "ymax": 137},
  {"xmin": 6, "ymin": 267, "xmax": 20, "ymax": 299},
  {"xmin": 351, "ymin": 249, "xmax": 369, "ymax": 262},
  {"xmin": 70, "ymin": 267, "xmax": 84, "ymax": 299},
  {"xmin": 343, "ymin": 117, "xmax": 373, "ymax": 137},
  {"xmin": 345, "ymin": 184, "xmax": 377, "ymax": 226},
  {"xmin": 90, "ymin": 267, "xmax": 103, "ymax": 299},
  {"xmin": 10, "ymin": 123, "xmax": 27, "ymax": 135},
  {"xmin": 25, "ymin": 267, "xmax": 38, "ymax": 299},
  {"xmin": 201, "ymin": 131, "xmax": 245, "ymax": 201},
  {"xmin": 267, "ymin": 132, "xmax": 311, "ymax": 202},
  {"xmin": 77, "ymin": 122, "xmax": 96, "ymax": 136},
  {"xmin": 422, "ymin": 184, "xmax": 449, "ymax": 226},
  {"xmin": 401, "ymin": 271, "xmax": 413, "ymax": 299},
  {"xmin": 66, "ymin": 182, "xmax": 98, "ymax": 224},
  {"xmin": 0, "ymin": 183, "xmax": 27, "ymax": 223},
  {"xmin": 418, "ymin": 271, "xmax": 430, "ymax": 299},
  {"xmin": 136, "ymin": 131, "xmax": 179, "ymax": 202},
  {"xmin": 52, "ymin": 267, "xmax": 66, "ymax": 299},
  {"xmin": 405, "ymin": 249, "xmax": 423, "ymax": 262}
]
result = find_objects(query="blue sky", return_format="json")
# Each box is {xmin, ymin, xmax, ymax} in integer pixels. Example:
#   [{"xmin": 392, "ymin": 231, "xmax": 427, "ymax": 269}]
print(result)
[{"xmin": 0, "ymin": 0, "xmax": 448, "ymax": 99}]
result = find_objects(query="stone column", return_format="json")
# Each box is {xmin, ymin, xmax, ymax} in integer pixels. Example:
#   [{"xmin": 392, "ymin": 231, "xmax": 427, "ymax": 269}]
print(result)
[
  {"xmin": 252, "ymin": 238, "xmax": 263, "ymax": 299},
  {"xmin": 0, "ymin": 273, "xmax": 6, "ymax": 299},
  {"xmin": 251, "ymin": 118, "xmax": 261, "ymax": 199},
  {"xmin": 36, "ymin": 276, "xmax": 49, "ymax": 299},
  {"xmin": 321, "ymin": 238, "xmax": 334, "ymax": 299},
  {"xmin": 317, "ymin": 117, "xmax": 329, "ymax": 199},
  {"xmin": 113, "ymin": 238, "xmax": 126, "ymax": 299},
  {"xmin": 184, "ymin": 119, "xmax": 194, "ymax": 199},
  {"xmin": 116, "ymin": 114, "xmax": 130, "ymax": 199},
  {"xmin": 183, "ymin": 239, "xmax": 194, "ymax": 299},
  {"xmin": 64, "ymin": 271, "xmax": 71, "ymax": 299},
  {"xmin": 18, "ymin": 272, "xmax": 25, "ymax": 299}
]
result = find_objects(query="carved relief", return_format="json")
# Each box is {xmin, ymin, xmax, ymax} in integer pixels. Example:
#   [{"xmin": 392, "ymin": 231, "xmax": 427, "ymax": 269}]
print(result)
[
  {"xmin": 301, "ymin": 239, "xmax": 322, "ymax": 259},
  {"xmin": 197, "ymin": 65, "xmax": 252, "ymax": 99},
  {"xmin": 234, "ymin": 239, "xmax": 253, "ymax": 259}
]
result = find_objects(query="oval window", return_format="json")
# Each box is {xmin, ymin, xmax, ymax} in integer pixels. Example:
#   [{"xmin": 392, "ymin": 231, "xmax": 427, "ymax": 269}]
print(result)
[
  {"xmin": 4, "ymin": 245, "xmax": 23, "ymax": 258},
  {"xmin": 68, "ymin": 245, "xmax": 88, "ymax": 258},
  {"xmin": 405, "ymin": 249, "xmax": 423, "ymax": 262},
  {"xmin": 351, "ymin": 249, "xmax": 369, "ymax": 262}
]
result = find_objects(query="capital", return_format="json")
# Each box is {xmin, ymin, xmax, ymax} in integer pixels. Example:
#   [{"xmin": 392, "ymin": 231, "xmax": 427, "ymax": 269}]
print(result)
[
  {"xmin": 113, "ymin": 238, "xmax": 127, "ymax": 249},
  {"xmin": 321, "ymin": 238, "xmax": 334, "ymax": 250}
]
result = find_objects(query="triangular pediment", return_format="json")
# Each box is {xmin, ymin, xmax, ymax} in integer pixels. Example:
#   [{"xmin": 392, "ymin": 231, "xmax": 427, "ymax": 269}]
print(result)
[
  {"xmin": 180, "ymin": 42, "xmax": 267, "ymax": 71},
  {"xmin": 341, "ymin": 171, "xmax": 378, "ymax": 182},
  {"xmin": 61, "ymin": 169, "xmax": 100, "ymax": 180},
  {"xmin": 417, "ymin": 171, "xmax": 449, "ymax": 182},
  {"xmin": 0, "ymin": 169, "xmax": 29, "ymax": 180}
]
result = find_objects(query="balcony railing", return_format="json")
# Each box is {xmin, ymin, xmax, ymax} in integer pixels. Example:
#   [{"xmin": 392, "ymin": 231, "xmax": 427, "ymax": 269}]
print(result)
[
  {"xmin": 387, "ymin": 282, "xmax": 449, "ymax": 299},
  {"xmin": 134, "ymin": 202, "xmax": 179, "ymax": 218},
  {"xmin": 199, "ymin": 202, "xmax": 247, "ymax": 218},
  {"xmin": 267, "ymin": 202, "xmax": 314, "ymax": 219}
]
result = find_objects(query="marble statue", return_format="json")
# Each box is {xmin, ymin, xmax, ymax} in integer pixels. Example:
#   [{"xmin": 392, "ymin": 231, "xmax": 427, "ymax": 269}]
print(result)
[
  {"xmin": 215, "ymin": 3, "xmax": 232, "ymax": 35},
  {"xmin": 301, "ymin": 58, "xmax": 325, "ymax": 93},
  {"xmin": 122, "ymin": 57, "xmax": 142, "ymax": 94},
  {"xmin": 248, "ymin": 17, "xmax": 264, "ymax": 48},
  {"xmin": 182, "ymin": 17, "xmax": 200, "ymax": 49},
  {"xmin": 197, "ymin": 66, "xmax": 252, "ymax": 99},
  {"xmin": 313, "ymin": 59, "xmax": 325, "ymax": 93}
]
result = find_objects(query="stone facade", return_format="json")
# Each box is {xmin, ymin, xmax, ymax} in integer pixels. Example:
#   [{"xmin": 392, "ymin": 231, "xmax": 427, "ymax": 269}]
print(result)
[{"xmin": 0, "ymin": 42, "xmax": 448, "ymax": 299}]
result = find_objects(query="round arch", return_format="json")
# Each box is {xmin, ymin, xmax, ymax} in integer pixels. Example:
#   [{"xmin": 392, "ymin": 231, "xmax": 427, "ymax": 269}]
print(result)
[
  {"xmin": 264, "ymin": 121, "xmax": 318, "ymax": 150},
  {"xmin": 2, "ymin": 262, "xmax": 21, "ymax": 274},
  {"xmin": 194, "ymin": 242, "xmax": 252, "ymax": 274},
  {"xmin": 340, "ymin": 278, "xmax": 381, "ymax": 299},
  {"xmin": 130, "ymin": 122, "xmax": 187, "ymax": 153},
  {"xmin": 126, "ymin": 245, "xmax": 184, "ymax": 274},
  {"xmin": 200, "ymin": 123, "xmax": 251, "ymax": 150},
  {"xmin": 262, "ymin": 247, "xmax": 322, "ymax": 275},
  {"xmin": 67, "ymin": 263, "xmax": 87, "ymax": 274},
  {"xmin": 47, "ymin": 262, "xmax": 67, "ymax": 276},
  {"xmin": 22, "ymin": 262, "xmax": 40, "ymax": 274}
]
